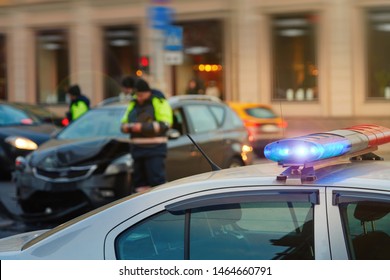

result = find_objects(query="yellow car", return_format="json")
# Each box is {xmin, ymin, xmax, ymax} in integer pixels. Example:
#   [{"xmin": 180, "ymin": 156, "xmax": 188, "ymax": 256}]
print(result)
[{"xmin": 227, "ymin": 102, "xmax": 287, "ymax": 156}]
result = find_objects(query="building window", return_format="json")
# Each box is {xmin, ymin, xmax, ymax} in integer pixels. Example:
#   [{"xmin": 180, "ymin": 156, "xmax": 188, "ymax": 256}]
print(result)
[
  {"xmin": 366, "ymin": 10, "xmax": 390, "ymax": 100},
  {"xmin": 0, "ymin": 34, "xmax": 6, "ymax": 100},
  {"xmin": 272, "ymin": 13, "xmax": 318, "ymax": 101},
  {"xmin": 174, "ymin": 20, "xmax": 224, "ymax": 99},
  {"xmin": 103, "ymin": 26, "xmax": 139, "ymax": 99},
  {"xmin": 36, "ymin": 30, "xmax": 70, "ymax": 104}
]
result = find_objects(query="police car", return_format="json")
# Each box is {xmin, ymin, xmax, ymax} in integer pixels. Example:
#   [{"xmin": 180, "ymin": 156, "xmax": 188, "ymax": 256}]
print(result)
[{"xmin": 0, "ymin": 124, "xmax": 389, "ymax": 260}]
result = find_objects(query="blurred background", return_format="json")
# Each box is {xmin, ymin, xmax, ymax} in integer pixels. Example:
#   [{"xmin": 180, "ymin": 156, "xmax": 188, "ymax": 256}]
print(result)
[
  {"xmin": 2, "ymin": 0, "xmax": 390, "ymax": 236},
  {"xmin": 1, "ymin": 0, "xmax": 390, "ymax": 125}
]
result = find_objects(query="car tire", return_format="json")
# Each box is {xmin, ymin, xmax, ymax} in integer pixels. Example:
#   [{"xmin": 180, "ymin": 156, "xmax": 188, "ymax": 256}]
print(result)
[{"xmin": 227, "ymin": 158, "xmax": 244, "ymax": 168}]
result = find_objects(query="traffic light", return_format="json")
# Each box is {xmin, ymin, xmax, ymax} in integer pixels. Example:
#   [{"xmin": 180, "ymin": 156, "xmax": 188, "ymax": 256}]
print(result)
[{"xmin": 139, "ymin": 56, "xmax": 150, "ymax": 74}]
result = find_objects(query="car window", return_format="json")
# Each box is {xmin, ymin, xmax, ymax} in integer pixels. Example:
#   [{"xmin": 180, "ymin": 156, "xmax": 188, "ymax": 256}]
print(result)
[
  {"xmin": 12, "ymin": 103, "xmax": 54, "ymax": 118},
  {"xmin": 115, "ymin": 194, "xmax": 315, "ymax": 260},
  {"xmin": 116, "ymin": 211, "xmax": 185, "ymax": 260},
  {"xmin": 338, "ymin": 199, "xmax": 390, "ymax": 260},
  {"xmin": 229, "ymin": 107, "xmax": 245, "ymax": 128},
  {"xmin": 0, "ymin": 104, "xmax": 39, "ymax": 126},
  {"xmin": 57, "ymin": 108, "xmax": 127, "ymax": 139},
  {"xmin": 245, "ymin": 107, "xmax": 277, "ymax": 119},
  {"xmin": 172, "ymin": 108, "xmax": 186, "ymax": 135},
  {"xmin": 185, "ymin": 104, "xmax": 218, "ymax": 133},
  {"xmin": 190, "ymin": 201, "xmax": 314, "ymax": 260},
  {"xmin": 209, "ymin": 105, "xmax": 225, "ymax": 126}
]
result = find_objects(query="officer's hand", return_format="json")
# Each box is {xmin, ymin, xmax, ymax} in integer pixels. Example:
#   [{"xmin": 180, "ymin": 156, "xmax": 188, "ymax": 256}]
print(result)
[
  {"xmin": 121, "ymin": 123, "xmax": 132, "ymax": 133},
  {"xmin": 130, "ymin": 123, "xmax": 142, "ymax": 133},
  {"xmin": 121, "ymin": 123, "xmax": 142, "ymax": 133}
]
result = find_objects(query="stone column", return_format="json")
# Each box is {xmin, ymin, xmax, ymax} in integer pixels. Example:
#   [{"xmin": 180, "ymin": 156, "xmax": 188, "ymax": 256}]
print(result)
[
  {"xmin": 9, "ymin": 12, "xmax": 32, "ymax": 103},
  {"xmin": 231, "ymin": 0, "xmax": 260, "ymax": 102},
  {"xmin": 70, "ymin": 3, "xmax": 99, "ymax": 105},
  {"xmin": 328, "ymin": 0, "xmax": 353, "ymax": 116}
]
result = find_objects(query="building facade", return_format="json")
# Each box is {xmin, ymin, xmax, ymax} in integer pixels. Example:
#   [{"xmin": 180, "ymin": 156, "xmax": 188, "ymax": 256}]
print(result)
[{"xmin": 0, "ymin": 0, "xmax": 390, "ymax": 117}]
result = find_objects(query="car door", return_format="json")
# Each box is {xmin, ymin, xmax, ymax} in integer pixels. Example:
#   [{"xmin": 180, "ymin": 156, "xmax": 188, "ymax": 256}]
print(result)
[
  {"xmin": 166, "ymin": 107, "xmax": 203, "ymax": 180},
  {"xmin": 104, "ymin": 186, "xmax": 330, "ymax": 260},
  {"xmin": 182, "ymin": 103, "xmax": 224, "ymax": 174},
  {"xmin": 326, "ymin": 187, "xmax": 390, "ymax": 260}
]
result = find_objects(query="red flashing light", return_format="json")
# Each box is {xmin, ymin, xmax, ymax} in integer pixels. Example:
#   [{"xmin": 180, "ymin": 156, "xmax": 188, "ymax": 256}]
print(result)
[{"xmin": 346, "ymin": 124, "xmax": 390, "ymax": 147}]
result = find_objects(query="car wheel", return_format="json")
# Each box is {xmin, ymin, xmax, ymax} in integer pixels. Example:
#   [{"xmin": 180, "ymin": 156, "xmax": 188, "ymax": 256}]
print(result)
[{"xmin": 227, "ymin": 158, "xmax": 244, "ymax": 168}]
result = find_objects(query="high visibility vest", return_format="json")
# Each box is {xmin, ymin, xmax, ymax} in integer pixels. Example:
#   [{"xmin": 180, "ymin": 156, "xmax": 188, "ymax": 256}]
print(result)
[
  {"xmin": 70, "ymin": 100, "xmax": 89, "ymax": 121},
  {"xmin": 121, "ymin": 97, "xmax": 173, "ymax": 126},
  {"xmin": 121, "ymin": 96, "xmax": 173, "ymax": 144}
]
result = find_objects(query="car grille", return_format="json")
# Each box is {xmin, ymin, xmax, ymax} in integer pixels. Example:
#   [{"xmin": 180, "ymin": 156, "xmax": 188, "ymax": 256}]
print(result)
[
  {"xmin": 33, "ymin": 165, "xmax": 97, "ymax": 182},
  {"xmin": 20, "ymin": 190, "xmax": 91, "ymax": 216}
]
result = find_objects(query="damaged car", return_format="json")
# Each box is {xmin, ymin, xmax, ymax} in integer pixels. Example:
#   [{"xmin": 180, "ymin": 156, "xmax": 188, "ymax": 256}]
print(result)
[{"xmin": 14, "ymin": 96, "xmax": 253, "ymax": 222}]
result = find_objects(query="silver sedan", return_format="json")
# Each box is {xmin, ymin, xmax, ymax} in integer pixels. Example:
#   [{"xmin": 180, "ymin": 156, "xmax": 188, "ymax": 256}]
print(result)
[{"xmin": 0, "ymin": 156, "xmax": 390, "ymax": 260}]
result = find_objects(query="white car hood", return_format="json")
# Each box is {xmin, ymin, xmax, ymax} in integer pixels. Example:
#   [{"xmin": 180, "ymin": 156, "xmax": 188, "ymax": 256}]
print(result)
[{"xmin": 0, "ymin": 230, "xmax": 48, "ymax": 253}]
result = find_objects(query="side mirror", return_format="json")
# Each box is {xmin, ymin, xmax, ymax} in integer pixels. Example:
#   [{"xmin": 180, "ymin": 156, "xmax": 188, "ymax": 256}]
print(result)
[
  {"xmin": 15, "ymin": 156, "xmax": 27, "ymax": 171},
  {"xmin": 167, "ymin": 128, "xmax": 181, "ymax": 140}
]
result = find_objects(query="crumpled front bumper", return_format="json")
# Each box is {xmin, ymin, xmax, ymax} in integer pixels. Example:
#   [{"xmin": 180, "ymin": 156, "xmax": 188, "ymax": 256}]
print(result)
[{"xmin": 14, "ymin": 171, "xmax": 131, "ymax": 223}]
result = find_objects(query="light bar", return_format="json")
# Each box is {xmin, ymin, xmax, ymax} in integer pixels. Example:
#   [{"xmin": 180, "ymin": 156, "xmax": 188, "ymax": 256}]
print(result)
[{"xmin": 264, "ymin": 124, "xmax": 390, "ymax": 165}]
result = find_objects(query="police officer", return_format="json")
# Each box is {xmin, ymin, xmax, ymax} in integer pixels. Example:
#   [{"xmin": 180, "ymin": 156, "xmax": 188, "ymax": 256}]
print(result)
[
  {"xmin": 119, "ymin": 76, "xmax": 135, "ymax": 101},
  {"xmin": 120, "ymin": 78, "xmax": 173, "ymax": 193},
  {"xmin": 66, "ymin": 84, "xmax": 90, "ymax": 122},
  {"xmin": 120, "ymin": 75, "xmax": 166, "ymax": 100}
]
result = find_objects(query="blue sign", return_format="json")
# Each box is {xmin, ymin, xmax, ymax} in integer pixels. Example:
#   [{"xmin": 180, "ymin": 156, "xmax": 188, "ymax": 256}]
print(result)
[
  {"xmin": 148, "ymin": 6, "xmax": 173, "ymax": 29},
  {"xmin": 164, "ymin": 25, "xmax": 183, "ymax": 51}
]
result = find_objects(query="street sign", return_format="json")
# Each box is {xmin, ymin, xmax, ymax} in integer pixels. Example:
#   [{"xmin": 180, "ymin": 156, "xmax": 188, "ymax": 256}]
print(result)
[
  {"xmin": 148, "ymin": 6, "xmax": 173, "ymax": 30},
  {"xmin": 164, "ymin": 25, "xmax": 183, "ymax": 65},
  {"xmin": 164, "ymin": 25, "xmax": 183, "ymax": 51},
  {"xmin": 164, "ymin": 51, "xmax": 183, "ymax": 65}
]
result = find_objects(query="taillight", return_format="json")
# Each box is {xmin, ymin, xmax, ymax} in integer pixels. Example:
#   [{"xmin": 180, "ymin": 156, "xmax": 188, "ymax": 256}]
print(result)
[
  {"xmin": 244, "ymin": 121, "xmax": 259, "ymax": 142},
  {"xmin": 279, "ymin": 120, "xmax": 288, "ymax": 128},
  {"xmin": 244, "ymin": 120, "xmax": 260, "ymax": 128},
  {"xmin": 244, "ymin": 127, "xmax": 255, "ymax": 142}
]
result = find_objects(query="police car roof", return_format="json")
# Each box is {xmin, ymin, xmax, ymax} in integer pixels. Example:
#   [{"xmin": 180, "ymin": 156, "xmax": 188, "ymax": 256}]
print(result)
[{"xmin": 156, "ymin": 159, "xmax": 390, "ymax": 192}]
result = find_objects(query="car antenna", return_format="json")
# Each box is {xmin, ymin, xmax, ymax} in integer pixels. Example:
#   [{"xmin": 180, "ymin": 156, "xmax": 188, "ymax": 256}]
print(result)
[{"xmin": 186, "ymin": 134, "xmax": 221, "ymax": 171}]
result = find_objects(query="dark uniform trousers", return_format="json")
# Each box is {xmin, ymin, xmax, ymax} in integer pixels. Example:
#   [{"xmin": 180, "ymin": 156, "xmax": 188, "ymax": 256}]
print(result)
[{"xmin": 130, "ymin": 143, "xmax": 167, "ymax": 189}]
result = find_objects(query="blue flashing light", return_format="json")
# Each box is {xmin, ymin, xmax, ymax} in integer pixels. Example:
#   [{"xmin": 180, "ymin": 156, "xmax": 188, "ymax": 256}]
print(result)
[{"xmin": 264, "ymin": 136, "xmax": 352, "ymax": 164}]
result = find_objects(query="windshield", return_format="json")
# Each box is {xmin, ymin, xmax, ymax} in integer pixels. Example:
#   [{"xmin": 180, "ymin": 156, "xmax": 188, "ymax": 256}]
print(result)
[
  {"xmin": 12, "ymin": 103, "xmax": 58, "ymax": 119},
  {"xmin": 0, "ymin": 104, "xmax": 40, "ymax": 126},
  {"xmin": 57, "ymin": 107, "xmax": 128, "ymax": 140},
  {"xmin": 245, "ymin": 107, "xmax": 277, "ymax": 119}
]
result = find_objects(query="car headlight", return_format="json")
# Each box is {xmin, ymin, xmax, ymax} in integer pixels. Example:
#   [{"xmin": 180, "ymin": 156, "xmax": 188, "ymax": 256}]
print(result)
[
  {"xmin": 242, "ymin": 144, "xmax": 253, "ymax": 153},
  {"xmin": 104, "ymin": 154, "xmax": 133, "ymax": 176},
  {"xmin": 5, "ymin": 136, "xmax": 38, "ymax": 150},
  {"xmin": 241, "ymin": 144, "xmax": 253, "ymax": 161}
]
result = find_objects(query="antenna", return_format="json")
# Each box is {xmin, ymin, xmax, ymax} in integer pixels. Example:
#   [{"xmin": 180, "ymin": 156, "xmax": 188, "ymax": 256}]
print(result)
[
  {"xmin": 279, "ymin": 101, "xmax": 285, "ymax": 138},
  {"xmin": 186, "ymin": 134, "xmax": 221, "ymax": 171}
]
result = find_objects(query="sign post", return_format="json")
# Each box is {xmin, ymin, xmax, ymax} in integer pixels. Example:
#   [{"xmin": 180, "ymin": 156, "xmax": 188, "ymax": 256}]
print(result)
[{"xmin": 147, "ymin": 2, "xmax": 174, "ymax": 91}]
